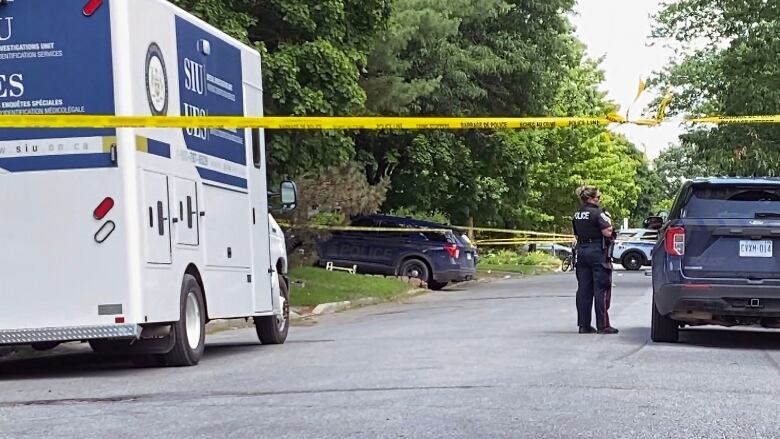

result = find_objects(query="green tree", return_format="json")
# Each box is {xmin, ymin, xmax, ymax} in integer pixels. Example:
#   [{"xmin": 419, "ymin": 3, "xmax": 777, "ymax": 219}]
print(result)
[
  {"xmin": 172, "ymin": 0, "xmax": 647, "ymax": 233},
  {"xmin": 521, "ymin": 56, "xmax": 644, "ymax": 231},
  {"xmin": 652, "ymin": 0, "xmax": 780, "ymax": 176},
  {"xmin": 173, "ymin": 0, "xmax": 392, "ymax": 181},
  {"xmin": 653, "ymin": 143, "xmax": 713, "ymax": 200},
  {"xmin": 357, "ymin": 0, "xmax": 644, "ymax": 229}
]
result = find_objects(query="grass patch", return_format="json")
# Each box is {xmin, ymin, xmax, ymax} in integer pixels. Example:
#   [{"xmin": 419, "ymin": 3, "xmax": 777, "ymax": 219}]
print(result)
[
  {"xmin": 476, "ymin": 250, "xmax": 561, "ymax": 276},
  {"xmin": 288, "ymin": 267, "xmax": 415, "ymax": 307}
]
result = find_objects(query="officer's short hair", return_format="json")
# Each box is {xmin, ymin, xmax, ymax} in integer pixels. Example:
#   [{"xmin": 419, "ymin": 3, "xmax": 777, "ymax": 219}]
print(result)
[{"xmin": 576, "ymin": 185, "xmax": 600, "ymax": 204}]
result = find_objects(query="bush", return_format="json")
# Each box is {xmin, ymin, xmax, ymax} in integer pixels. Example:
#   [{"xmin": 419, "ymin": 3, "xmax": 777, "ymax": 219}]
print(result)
[
  {"xmin": 480, "ymin": 249, "xmax": 560, "ymax": 267},
  {"xmin": 279, "ymin": 163, "xmax": 390, "ymax": 266},
  {"xmin": 310, "ymin": 212, "xmax": 345, "ymax": 226},
  {"xmin": 387, "ymin": 207, "xmax": 450, "ymax": 225}
]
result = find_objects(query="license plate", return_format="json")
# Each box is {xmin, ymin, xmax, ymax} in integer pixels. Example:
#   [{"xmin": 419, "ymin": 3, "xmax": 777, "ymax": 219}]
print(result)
[{"xmin": 739, "ymin": 240, "xmax": 773, "ymax": 258}]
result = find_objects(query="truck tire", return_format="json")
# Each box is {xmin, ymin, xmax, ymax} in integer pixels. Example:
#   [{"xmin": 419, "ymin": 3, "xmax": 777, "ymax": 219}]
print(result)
[
  {"xmin": 164, "ymin": 274, "xmax": 206, "ymax": 367},
  {"xmin": 651, "ymin": 298, "xmax": 679, "ymax": 343},
  {"xmin": 255, "ymin": 274, "xmax": 290, "ymax": 345},
  {"xmin": 621, "ymin": 252, "xmax": 644, "ymax": 271}
]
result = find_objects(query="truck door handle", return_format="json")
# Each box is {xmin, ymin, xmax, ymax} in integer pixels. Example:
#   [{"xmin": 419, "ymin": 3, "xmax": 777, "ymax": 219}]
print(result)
[
  {"xmin": 186, "ymin": 196, "xmax": 196, "ymax": 228},
  {"xmin": 156, "ymin": 201, "xmax": 166, "ymax": 235}
]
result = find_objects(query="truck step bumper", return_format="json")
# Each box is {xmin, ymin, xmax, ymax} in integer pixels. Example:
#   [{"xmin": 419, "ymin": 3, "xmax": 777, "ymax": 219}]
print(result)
[{"xmin": 0, "ymin": 324, "xmax": 142, "ymax": 345}]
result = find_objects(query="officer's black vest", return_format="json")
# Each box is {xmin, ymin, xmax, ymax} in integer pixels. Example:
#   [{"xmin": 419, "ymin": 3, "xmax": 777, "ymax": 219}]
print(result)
[{"xmin": 572, "ymin": 203, "xmax": 605, "ymax": 242}]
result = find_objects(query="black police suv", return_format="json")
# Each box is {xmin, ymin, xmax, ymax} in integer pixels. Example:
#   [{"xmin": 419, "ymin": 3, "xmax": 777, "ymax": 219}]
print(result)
[
  {"xmin": 651, "ymin": 178, "xmax": 780, "ymax": 342},
  {"xmin": 316, "ymin": 215, "xmax": 477, "ymax": 290}
]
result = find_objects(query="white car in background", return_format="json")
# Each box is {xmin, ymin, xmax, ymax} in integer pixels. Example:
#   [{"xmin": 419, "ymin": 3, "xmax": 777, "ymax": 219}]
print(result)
[{"xmin": 612, "ymin": 228, "xmax": 658, "ymax": 271}]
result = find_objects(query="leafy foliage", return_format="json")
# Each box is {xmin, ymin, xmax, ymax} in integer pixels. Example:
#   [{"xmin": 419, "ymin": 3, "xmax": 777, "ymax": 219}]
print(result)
[
  {"xmin": 280, "ymin": 163, "xmax": 389, "ymax": 264},
  {"xmin": 359, "ymin": 0, "xmax": 645, "ymax": 229},
  {"xmin": 652, "ymin": 0, "xmax": 780, "ymax": 176},
  {"xmin": 173, "ymin": 0, "xmax": 651, "ymax": 232},
  {"xmin": 387, "ymin": 207, "xmax": 450, "ymax": 225},
  {"xmin": 174, "ymin": 0, "xmax": 392, "ymax": 182}
]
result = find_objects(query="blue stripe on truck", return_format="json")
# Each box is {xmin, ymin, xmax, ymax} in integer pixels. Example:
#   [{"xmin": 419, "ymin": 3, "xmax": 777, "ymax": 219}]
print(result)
[
  {"xmin": 0, "ymin": 153, "xmax": 114, "ymax": 172},
  {"xmin": 148, "ymin": 139, "xmax": 171, "ymax": 158},
  {"xmin": 196, "ymin": 167, "xmax": 248, "ymax": 189}
]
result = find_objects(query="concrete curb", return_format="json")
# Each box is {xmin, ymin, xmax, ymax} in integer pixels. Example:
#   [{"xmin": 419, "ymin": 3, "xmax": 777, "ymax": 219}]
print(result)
[
  {"xmin": 295, "ymin": 287, "xmax": 428, "ymax": 318},
  {"xmin": 203, "ymin": 287, "xmax": 427, "ymax": 335}
]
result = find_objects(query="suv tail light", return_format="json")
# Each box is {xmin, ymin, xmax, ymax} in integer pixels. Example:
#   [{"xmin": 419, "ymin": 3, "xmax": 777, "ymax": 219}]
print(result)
[
  {"xmin": 665, "ymin": 226, "xmax": 685, "ymax": 256},
  {"xmin": 444, "ymin": 244, "xmax": 460, "ymax": 259}
]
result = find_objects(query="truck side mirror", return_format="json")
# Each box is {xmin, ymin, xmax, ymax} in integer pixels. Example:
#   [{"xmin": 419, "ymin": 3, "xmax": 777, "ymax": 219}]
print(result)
[{"xmin": 280, "ymin": 180, "xmax": 297, "ymax": 210}]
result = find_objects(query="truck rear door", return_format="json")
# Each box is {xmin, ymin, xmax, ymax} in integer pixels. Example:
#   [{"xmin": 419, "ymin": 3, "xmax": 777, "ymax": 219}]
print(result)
[{"xmin": 0, "ymin": 0, "xmax": 130, "ymax": 331}]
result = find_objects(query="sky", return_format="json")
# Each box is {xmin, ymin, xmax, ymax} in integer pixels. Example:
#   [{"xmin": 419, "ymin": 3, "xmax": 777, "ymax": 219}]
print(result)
[{"xmin": 572, "ymin": 0, "xmax": 683, "ymax": 160}]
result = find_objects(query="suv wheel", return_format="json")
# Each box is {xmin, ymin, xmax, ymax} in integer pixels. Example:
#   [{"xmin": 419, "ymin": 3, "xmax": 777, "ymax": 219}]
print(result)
[
  {"xmin": 400, "ymin": 258, "xmax": 430, "ymax": 286},
  {"xmin": 622, "ymin": 252, "xmax": 644, "ymax": 271},
  {"xmin": 651, "ymin": 295, "xmax": 679, "ymax": 343}
]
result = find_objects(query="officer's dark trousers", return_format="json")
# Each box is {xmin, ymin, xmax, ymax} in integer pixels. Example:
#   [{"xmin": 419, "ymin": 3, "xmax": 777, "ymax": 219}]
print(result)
[{"xmin": 575, "ymin": 243, "xmax": 612, "ymax": 329}]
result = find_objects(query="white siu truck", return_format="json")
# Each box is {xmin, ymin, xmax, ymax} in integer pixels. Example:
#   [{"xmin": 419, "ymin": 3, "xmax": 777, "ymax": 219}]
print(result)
[{"xmin": 0, "ymin": 0, "xmax": 297, "ymax": 366}]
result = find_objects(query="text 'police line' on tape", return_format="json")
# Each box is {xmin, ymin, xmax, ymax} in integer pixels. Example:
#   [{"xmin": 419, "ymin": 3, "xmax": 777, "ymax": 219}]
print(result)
[{"xmin": 0, "ymin": 115, "xmax": 624, "ymax": 129}]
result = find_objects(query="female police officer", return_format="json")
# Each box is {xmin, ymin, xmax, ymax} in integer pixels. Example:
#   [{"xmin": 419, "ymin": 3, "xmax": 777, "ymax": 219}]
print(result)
[{"xmin": 572, "ymin": 186, "xmax": 619, "ymax": 335}]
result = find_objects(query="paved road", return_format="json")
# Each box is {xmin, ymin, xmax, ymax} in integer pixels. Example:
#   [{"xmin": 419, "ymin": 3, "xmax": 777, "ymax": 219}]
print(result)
[{"xmin": 2, "ymin": 271, "xmax": 780, "ymax": 438}]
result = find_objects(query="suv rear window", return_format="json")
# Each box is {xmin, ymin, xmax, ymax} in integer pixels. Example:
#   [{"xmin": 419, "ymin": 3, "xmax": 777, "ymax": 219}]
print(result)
[
  {"xmin": 682, "ymin": 186, "xmax": 780, "ymax": 219},
  {"xmin": 373, "ymin": 219, "xmax": 454, "ymax": 243}
]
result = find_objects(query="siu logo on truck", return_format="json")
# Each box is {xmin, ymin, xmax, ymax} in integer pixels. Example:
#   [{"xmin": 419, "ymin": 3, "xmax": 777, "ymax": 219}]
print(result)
[{"xmin": 144, "ymin": 42, "xmax": 168, "ymax": 116}]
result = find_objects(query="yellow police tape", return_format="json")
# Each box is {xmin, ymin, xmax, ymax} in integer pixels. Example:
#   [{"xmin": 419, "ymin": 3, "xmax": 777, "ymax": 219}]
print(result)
[
  {"xmin": 0, "ymin": 114, "xmax": 628, "ymax": 130},
  {"xmin": 286, "ymin": 224, "xmax": 451, "ymax": 233},
  {"xmin": 686, "ymin": 115, "xmax": 780, "ymax": 124},
  {"xmin": 282, "ymin": 222, "xmax": 574, "ymax": 244},
  {"xmin": 475, "ymin": 241, "xmax": 570, "ymax": 246},
  {"xmin": 475, "ymin": 239, "xmax": 571, "ymax": 244},
  {"xmin": 3, "ymin": 113, "xmax": 780, "ymax": 129},
  {"xmin": 465, "ymin": 227, "xmax": 572, "ymax": 238}
]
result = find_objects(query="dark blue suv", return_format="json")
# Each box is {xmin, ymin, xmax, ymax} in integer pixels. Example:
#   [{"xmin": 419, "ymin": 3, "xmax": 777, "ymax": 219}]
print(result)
[
  {"xmin": 316, "ymin": 215, "xmax": 477, "ymax": 290},
  {"xmin": 652, "ymin": 178, "xmax": 780, "ymax": 342}
]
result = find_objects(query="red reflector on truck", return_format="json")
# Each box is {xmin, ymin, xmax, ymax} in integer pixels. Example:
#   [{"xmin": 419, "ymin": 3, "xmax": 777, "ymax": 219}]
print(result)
[
  {"xmin": 115, "ymin": 316, "xmax": 125, "ymax": 324},
  {"xmin": 94, "ymin": 197, "xmax": 114, "ymax": 220},
  {"xmin": 83, "ymin": 0, "xmax": 103, "ymax": 16}
]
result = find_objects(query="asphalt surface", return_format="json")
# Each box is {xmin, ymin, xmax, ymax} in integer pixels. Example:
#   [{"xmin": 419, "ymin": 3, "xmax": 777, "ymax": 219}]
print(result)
[{"xmin": 2, "ymin": 271, "xmax": 780, "ymax": 438}]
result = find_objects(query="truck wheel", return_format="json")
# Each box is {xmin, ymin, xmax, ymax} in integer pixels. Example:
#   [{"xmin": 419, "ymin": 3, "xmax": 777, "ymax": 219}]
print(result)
[
  {"xmin": 622, "ymin": 252, "xmax": 644, "ymax": 271},
  {"xmin": 255, "ymin": 275, "xmax": 290, "ymax": 345},
  {"xmin": 164, "ymin": 274, "xmax": 206, "ymax": 367},
  {"xmin": 651, "ymin": 298, "xmax": 679, "ymax": 343},
  {"xmin": 428, "ymin": 281, "xmax": 448, "ymax": 290},
  {"xmin": 400, "ymin": 259, "xmax": 430, "ymax": 285}
]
